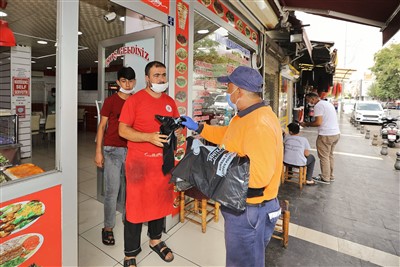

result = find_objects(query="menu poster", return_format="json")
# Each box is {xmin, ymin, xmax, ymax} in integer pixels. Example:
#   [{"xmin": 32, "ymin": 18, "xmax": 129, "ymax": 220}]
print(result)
[
  {"xmin": 0, "ymin": 185, "xmax": 62, "ymax": 267},
  {"xmin": 198, "ymin": 0, "xmax": 259, "ymax": 44},
  {"xmin": 140, "ymin": 0, "xmax": 170, "ymax": 14},
  {"xmin": 173, "ymin": 0, "xmax": 190, "ymax": 212}
]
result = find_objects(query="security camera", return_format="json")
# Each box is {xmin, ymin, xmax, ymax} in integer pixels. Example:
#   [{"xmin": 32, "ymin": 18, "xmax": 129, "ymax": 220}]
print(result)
[{"xmin": 104, "ymin": 12, "xmax": 116, "ymax": 22}]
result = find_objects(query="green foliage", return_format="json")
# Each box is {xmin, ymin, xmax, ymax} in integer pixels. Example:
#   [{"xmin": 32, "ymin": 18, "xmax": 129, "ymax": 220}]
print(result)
[{"xmin": 370, "ymin": 43, "xmax": 400, "ymax": 99}]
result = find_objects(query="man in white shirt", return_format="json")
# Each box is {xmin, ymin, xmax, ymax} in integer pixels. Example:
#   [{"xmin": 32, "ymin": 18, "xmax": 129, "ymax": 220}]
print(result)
[
  {"xmin": 300, "ymin": 92, "xmax": 340, "ymax": 184},
  {"xmin": 284, "ymin": 123, "xmax": 316, "ymax": 185}
]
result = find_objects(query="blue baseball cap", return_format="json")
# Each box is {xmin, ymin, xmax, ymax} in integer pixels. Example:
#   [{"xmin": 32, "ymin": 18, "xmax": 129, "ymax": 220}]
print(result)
[{"xmin": 217, "ymin": 66, "xmax": 263, "ymax": 92}]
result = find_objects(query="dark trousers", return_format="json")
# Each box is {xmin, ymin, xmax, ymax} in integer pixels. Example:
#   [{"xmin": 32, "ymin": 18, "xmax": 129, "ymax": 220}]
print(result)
[
  {"xmin": 306, "ymin": 154, "xmax": 316, "ymax": 181},
  {"xmin": 124, "ymin": 217, "xmax": 164, "ymax": 257}
]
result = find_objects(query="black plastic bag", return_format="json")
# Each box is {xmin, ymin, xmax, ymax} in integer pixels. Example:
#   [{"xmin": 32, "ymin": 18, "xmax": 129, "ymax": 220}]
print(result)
[
  {"xmin": 171, "ymin": 137, "xmax": 250, "ymax": 212},
  {"xmin": 155, "ymin": 115, "xmax": 183, "ymax": 174}
]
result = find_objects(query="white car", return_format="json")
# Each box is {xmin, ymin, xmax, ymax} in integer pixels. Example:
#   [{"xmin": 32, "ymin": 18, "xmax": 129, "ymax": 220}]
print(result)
[
  {"xmin": 351, "ymin": 101, "xmax": 385, "ymax": 124},
  {"xmin": 211, "ymin": 94, "xmax": 233, "ymax": 113}
]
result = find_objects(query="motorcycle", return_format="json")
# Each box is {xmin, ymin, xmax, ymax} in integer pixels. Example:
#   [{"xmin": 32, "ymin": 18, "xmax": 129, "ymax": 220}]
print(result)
[{"xmin": 380, "ymin": 116, "xmax": 400, "ymax": 147}]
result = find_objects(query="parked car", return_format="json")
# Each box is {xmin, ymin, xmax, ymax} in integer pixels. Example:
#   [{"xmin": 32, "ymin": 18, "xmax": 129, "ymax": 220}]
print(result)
[
  {"xmin": 383, "ymin": 102, "xmax": 397, "ymax": 109},
  {"xmin": 351, "ymin": 101, "xmax": 385, "ymax": 124},
  {"xmin": 210, "ymin": 94, "xmax": 233, "ymax": 114}
]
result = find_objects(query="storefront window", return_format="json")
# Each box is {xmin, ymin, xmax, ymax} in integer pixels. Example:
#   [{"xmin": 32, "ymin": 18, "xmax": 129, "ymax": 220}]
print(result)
[
  {"xmin": 192, "ymin": 12, "xmax": 254, "ymax": 125},
  {"xmin": 0, "ymin": 1, "xmax": 58, "ymax": 184}
]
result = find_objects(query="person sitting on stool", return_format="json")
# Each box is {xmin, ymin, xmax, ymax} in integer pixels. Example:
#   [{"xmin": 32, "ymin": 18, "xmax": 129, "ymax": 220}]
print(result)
[{"xmin": 284, "ymin": 122, "xmax": 316, "ymax": 186}]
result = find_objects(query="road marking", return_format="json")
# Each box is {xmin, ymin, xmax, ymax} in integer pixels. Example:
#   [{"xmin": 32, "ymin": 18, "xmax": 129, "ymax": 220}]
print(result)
[
  {"xmin": 289, "ymin": 223, "xmax": 400, "ymax": 266},
  {"xmin": 309, "ymin": 149, "xmax": 383, "ymax": 160},
  {"xmin": 301, "ymin": 130, "xmax": 364, "ymax": 138},
  {"xmin": 339, "ymin": 133, "xmax": 364, "ymax": 137}
]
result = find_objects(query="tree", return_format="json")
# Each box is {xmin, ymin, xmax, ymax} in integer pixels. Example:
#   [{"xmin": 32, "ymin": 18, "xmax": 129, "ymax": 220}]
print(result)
[{"xmin": 370, "ymin": 43, "xmax": 400, "ymax": 100}]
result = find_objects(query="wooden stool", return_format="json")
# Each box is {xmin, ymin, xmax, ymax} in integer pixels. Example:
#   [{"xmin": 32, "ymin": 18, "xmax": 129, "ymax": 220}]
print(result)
[
  {"xmin": 281, "ymin": 163, "xmax": 307, "ymax": 189},
  {"xmin": 179, "ymin": 188, "xmax": 220, "ymax": 233},
  {"xmin": 272, "ymin": 200, "xmax": 290, "ymax": 248}
]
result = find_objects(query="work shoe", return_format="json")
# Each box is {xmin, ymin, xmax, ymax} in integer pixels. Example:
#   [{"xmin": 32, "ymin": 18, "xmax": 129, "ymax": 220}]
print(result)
[
  {"xmin": 330, "ymin": 178, "xmax": 335, "ymax": 182},
  {"xmin": 313, "ymin": 175, "xmax": 330, "ymax": 184}
]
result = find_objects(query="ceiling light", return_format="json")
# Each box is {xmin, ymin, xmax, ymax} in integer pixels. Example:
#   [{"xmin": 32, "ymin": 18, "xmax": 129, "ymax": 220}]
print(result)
[
  {"xmin": 197, "ymin": 29, "xmax": 209, "ymax": 34},
  {"xmin": 94, "ymin": 60, "xmax": 98, "ymax": 63},
  {"xmin": 0, "ymin": 20, "xmax": 15, "ymax": 46},
  {"xmin": 119, "ymin": 16, "xmax": 125, "ymax": 22},
  {"xmin": 37, "ymin": 40, "xmax": 47, "ymax": 44},
  {"xmin": 31, "ymin": 60, "xmax": 36, "ymax": 63},
  {"xmin": 0, "ymin": 11, "xmax": 7, "ymax": 17},
  {"xmin": 78, "ymin": 31, "xmax": 83, "ymax": 35},
  {"xmin": 46, "ymin": 67, "xmax": 52, "ymax": 70}
]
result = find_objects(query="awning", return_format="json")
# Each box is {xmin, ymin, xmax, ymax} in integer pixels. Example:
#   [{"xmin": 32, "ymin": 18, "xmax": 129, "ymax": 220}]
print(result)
[
  {"xmin": 267, "ymin": 0, "xmax": 400, "ymax": 45},
  {"xmin": 333, "ymin": 68, "xmax": 357, "ymax": 83}
]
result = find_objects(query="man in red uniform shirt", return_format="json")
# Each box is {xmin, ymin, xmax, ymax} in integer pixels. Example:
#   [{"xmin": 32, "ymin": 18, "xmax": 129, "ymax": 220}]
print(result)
[
  {"xmin": 95, "ymin": 67, "xmax": 136, "ymax": 245},
  {"xmin": 119, "ymin": 61, "xmax": 179, "ymax": 267}
]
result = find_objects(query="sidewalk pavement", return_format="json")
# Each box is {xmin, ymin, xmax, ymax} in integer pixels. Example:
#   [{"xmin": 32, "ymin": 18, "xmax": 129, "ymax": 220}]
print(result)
[{"xmin": 266, "ymin": 113, "xmax": 400, "ymax": 266}]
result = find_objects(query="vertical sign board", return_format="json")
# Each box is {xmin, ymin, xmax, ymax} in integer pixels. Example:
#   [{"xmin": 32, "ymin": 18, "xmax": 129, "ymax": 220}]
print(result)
[
  {"xmin": 10, "ymin": 46, "xmax": 32, "ymax": 158},
  {"xmin": 0, "ymin": 185, "xmax": 62, "ymax": 266},
  {"xmin": 172, "ymin": 0, "xmax": 190, "ymax": 213}
]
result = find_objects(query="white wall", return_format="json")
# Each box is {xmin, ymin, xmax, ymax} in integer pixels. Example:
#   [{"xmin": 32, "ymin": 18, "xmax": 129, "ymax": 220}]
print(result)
[{"xmin": 34, "ymin": 71, "xmax": 118, "ymax": 106}]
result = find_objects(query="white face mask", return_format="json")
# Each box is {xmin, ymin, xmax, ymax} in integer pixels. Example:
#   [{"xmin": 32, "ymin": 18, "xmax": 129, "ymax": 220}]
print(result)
[
  {"xmin": 151, "ymin": 82, "xmax": 169, "ymax": 93},
  {"xmin": 119, "ymin": 87, "xmax": 135, "ymax": 94}
]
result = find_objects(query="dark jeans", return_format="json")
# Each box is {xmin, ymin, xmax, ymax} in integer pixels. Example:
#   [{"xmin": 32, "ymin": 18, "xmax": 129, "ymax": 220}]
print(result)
[
  {"xmin": 221, "ymin": 198, "xmax": 281, "ymax": 267},
  {"xmin": 124, "ymin": 217, "xmax": 164, "ymax": 257},
  {"xmin": 306, "ymin": 154, "xmax": 316, "ymax": 181}
]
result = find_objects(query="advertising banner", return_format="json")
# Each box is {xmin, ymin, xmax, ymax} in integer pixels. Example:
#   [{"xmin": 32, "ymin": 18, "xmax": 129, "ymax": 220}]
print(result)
[
  {"xmin": 140, "ymin": 0, "xmax": 170, "ymax": 14},
  {"xmin": 0, "ymin": 185, "xmax": 62, "ymax": 267},
  {"xmin": 172, "ymin": 0, "xmax": 190, "ymax": 213}
]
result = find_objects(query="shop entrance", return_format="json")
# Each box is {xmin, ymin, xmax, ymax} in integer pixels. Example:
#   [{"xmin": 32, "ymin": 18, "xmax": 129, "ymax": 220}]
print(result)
[{"xmin": 96, "ymin": 26, "xmax": 165, "ymax": 213}]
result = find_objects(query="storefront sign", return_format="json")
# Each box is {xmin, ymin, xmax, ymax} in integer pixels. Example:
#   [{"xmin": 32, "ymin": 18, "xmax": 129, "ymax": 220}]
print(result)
[
  {"xmin": 105, "ymin": 46, "xmax": 150, "ymax": 67},
  {"xmin": 12, "ymin": 77, "xmax": 30, "ymax": 96},
  {"xmin": 141, "ymin": 0, "xmax": 170, "ymax": 14},
  {"xmin": 0, "ymin": 185, "xmax": 62, "ymax": 267},
  {"xmin": 198, "ymin": 0, "xmax": 259, "ymax": 44}
]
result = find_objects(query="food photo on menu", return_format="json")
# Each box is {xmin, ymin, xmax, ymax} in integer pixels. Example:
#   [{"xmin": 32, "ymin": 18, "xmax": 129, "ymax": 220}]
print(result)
[
  {"xmin": 174, "ymin": 148, "xmax": 185, "ymax": 161},
  {"xmin": 213, "ymin": 0, "xmax": 224, "ymax": 17},
  {"xmin": 176, "ymin": 62, "xmax": 187, "ymax": 74},
  {"xmin": 0, "ymin": 233, "xmax": 43, "ymax": 267},
  {"xmin": 176, "ymin": 48, "xmax": 188, "ymax": 61},
  {"xmin": 176, "ymin": 34, "xmax": 187, "ymax": 46},
  {"xmin": 200, "ymin": 0, "xmax": 211, "ymax": 7},
  {"xmin": 175, "ymin": 91, "xmax": 187, "ymax": 103},
  {"xmin": 176, "ymin": 76, "xmax": 187, "ymax": 88},
  {"xmin": 0, "ymin": 200, "xmax": 45, "ymax": 238}
]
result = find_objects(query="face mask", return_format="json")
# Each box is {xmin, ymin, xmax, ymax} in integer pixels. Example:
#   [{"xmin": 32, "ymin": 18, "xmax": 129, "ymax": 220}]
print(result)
[
  {"xmin": 119, "ymin": 87, "xmax": 135, "ymax": 94},
  {"xmin": 151, "ymin": 82, "xmax": 169, "ymax": 93},
  {"xmin": 226, "ymin": 88, "xmax": 238, "ymax": 111}
]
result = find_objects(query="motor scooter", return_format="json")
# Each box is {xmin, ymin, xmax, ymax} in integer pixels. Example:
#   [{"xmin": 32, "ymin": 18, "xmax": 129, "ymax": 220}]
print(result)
[{"xmin": 381, "ymin": 116, "xmax": 400, "ymax": 147}]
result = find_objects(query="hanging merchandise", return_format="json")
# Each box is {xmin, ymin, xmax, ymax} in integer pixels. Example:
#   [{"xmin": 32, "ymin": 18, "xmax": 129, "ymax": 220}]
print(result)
[
  {"xmin": 336, "ymin": 83, "xmax": 342, "ymax": 98},
  {"xmin": 331, "ymin": 83, "xmax": 337, "ymax": 97},
  {"xmin": 171, "ymin": 137, "xmax": 250, "ymax": 212}
]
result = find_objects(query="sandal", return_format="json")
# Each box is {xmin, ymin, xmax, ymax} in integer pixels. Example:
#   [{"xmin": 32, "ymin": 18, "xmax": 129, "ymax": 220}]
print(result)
[
  {"xmin": 306, "ymin": 181, "xmax": 317, "ymax": 186},
  {"xmin": 123, "ymin": 257, "xmax": 136, "ymax": 267},
  {"xmin": 149, "ymin": 241, "xmax": 174, "ymax": 262},
  {"xmin": 102, "ymin": 228, "xmax": 115, "ymax": 246}
]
